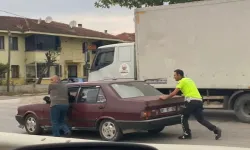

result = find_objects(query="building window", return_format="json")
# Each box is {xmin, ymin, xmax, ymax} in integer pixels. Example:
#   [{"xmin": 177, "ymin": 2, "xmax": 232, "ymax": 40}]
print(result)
[
  {"xmin": 10, "ymin": 37, "xmax": 18, "ymax": 50},
  {"xmin": 26, "ymin": 64, "xmax": 36, "ymax": 79},
  {"xmin": 11, "ymin": 65, "xmax": 20, "ymax": 78},
  {"xmin": 0, "ymin": 36, "xmax": 4, "ymax": 50},
  {"xmin": 36, "ymin": 63, "xmax": 61, "ymax": 78},
  {"xmin": 55, "ymin": 65, "xmax": 62, "ymax": 77},
  {"xmin": 25, "ymin": 35, "xmax": 61, "ymax": 51}
]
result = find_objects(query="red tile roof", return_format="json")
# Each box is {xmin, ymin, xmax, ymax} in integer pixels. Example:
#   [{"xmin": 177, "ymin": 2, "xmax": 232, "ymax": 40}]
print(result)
[
  {"xmin": 0, "ymin": 16, "xmax": 121, "ymax": 41},
  {"xmin": 116, "ymin": 32, "xmax": 135, "ymax": 42}
]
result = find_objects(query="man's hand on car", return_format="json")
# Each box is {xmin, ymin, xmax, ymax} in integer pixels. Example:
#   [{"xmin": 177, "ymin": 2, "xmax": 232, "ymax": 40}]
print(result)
[{"xmin": 159, "ymin": 95, "xmax": 167, "ymax": 100}]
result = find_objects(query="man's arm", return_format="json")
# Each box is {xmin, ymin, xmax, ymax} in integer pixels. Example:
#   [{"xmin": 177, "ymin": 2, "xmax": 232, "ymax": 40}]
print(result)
[
  {"xmin": 159, "ymin": 88, "xmax": 180, "ymax": 100},
  {"xmin": 159, "ymin": 80, "xmax": 183, "ymax": 100}
]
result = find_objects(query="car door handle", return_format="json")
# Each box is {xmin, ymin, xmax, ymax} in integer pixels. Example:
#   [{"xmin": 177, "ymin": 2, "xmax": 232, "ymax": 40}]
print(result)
[{"xmin": 99, "ymin": 105, "xmax": 104, "ymax": 109}]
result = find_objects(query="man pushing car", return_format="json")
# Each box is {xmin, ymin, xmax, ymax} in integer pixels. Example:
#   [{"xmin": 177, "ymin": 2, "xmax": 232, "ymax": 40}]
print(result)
[{"xmin": 159, "ymin": 69, "xmax": 222, "ymax": 140}]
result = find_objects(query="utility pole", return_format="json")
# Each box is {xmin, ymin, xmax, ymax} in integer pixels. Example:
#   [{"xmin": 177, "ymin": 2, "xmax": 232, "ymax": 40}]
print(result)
[
  {"xmin": 83, "ymin": 41, "xmax": 89, "ymax": 80},
  {"xmin": 6, "ymin": 30, "xmax": 12, "ymax": 92}
]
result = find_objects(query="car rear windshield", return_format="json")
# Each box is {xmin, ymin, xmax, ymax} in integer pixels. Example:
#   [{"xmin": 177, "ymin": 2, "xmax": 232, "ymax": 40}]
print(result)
[{"xmin": 111, "ymin": 82, "xmax": 162, "ymax": 98}]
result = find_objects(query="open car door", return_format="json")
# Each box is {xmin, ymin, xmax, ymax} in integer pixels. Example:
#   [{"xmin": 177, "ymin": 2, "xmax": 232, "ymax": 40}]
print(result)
[{"xmin": 40, "ymin": 85, "xmax": 80, "ymax": 128}]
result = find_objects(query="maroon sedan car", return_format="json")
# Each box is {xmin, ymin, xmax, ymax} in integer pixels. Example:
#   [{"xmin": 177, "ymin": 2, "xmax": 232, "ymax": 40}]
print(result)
[{"xmin": 15, "ymin": 81, "xmax": 184, "ymax": 141}]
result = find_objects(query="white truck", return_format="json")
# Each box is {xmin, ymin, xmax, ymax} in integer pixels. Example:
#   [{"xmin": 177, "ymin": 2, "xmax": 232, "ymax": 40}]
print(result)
[{"xmin": 88, "ymin": 0, "xmax": 250, "ymax": 123}]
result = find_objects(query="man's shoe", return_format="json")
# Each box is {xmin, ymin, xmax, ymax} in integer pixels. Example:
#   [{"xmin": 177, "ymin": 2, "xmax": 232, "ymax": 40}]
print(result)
[
  {"xmin": 178, "ymin": 133, "xmax": 192, "ymax": 140},
  {"xmin": 214, "ymin": 127, "xmax": 222, "ymax": 140},
  {"xmin": 63, "ymin": 131, "xmax": 72, "ymax": 138}
]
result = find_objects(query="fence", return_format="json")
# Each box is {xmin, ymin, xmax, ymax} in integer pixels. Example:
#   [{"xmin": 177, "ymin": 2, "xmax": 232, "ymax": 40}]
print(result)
[{"xmin": 0, "ymin": 84, "xmax": 48, "ymax": 94}]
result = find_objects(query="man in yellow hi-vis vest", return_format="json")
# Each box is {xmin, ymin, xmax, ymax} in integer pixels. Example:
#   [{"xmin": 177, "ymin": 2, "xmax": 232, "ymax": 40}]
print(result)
[{"xmin": 159, "ymin": 69, "xmax": 222, "ymax": 140}]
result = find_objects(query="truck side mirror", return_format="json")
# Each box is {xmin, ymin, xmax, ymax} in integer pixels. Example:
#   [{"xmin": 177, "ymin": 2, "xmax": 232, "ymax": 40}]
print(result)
[{"xmin": 84, "ymin": 64, "xmax": 90, "ymax": 70}]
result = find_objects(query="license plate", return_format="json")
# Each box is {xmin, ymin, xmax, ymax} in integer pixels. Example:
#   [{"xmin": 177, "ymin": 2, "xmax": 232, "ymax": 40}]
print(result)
[{"xmin": 160, "ymin": 106, "xmax": 176, "ymax": 113}]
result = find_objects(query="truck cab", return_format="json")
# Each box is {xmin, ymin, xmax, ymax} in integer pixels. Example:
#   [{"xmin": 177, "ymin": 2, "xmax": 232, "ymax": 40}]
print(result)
[{"xmin": 88, "ymin": 43, "xmax": 136, "ymax": 81}]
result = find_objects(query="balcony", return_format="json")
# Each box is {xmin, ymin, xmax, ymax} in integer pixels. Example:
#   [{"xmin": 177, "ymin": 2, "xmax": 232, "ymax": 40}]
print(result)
[
  {"xmin": 25, "ymin": 34, "xmax": 61, "ymax": 64},
  {"xmin": 60, "ymin": 50, "xmax": 84, "ymax": 63}
]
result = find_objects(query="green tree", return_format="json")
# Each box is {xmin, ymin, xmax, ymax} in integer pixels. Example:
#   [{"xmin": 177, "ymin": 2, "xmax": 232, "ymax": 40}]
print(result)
[
  {"xmin": 0, "ymin": 63, "xmax": 8, "ymax": 85},
  {"xmin": 94, "ymin": 0, "xmax": 203, "ymax": 9},
  {"xmin": 36, "ymin": 50, "xmax": 60, "ymax": 84}
]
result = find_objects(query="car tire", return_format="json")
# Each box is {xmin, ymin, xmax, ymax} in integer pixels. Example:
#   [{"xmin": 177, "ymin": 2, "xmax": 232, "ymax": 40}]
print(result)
[
  {"xmin": 234, "ymin": 94, "xmax": 250, "ymax": 123},
  {"xmin": 99, "ymin": 119, "xmax": 123, "ymax": 141},
  {"xmin": 24, "ymin": 114, "xmax": 43, "ymax": 135},
  {"xmin": 148, "ymin": 127, "xmax": 165, "ymax": 134}
]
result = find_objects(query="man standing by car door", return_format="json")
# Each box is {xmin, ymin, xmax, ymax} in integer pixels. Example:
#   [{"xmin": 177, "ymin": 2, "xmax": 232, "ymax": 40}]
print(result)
[
  {"xmin": 48, "ymin": 75, "xmax": 71, "ymax": 137},
  {"xmin": 159, "ymin": 69, "xmax": 222, "ymax": 140}
]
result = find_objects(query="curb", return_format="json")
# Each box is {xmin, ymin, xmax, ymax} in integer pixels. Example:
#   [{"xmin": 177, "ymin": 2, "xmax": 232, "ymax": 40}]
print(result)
[
  {"xmin": 0, "ymin": 98, "xmax": 21, "ymax": 103},
  {"xmin": 0, "ymin": 132, "xmax": 98, "ymax": 149},
  {"xmin": 0, "ymin": 93, "xmax": 47, "ymax": 97}
]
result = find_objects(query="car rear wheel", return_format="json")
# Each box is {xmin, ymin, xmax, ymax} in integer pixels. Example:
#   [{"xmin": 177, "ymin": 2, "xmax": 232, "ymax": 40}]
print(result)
[
  {"xmin": 24, "ymin": 114, "xmax": 43, "ymax": 135},
  {"xmin": 99, "ymin": 119, "xmax": 123, "ymax": 141},
  {"xmin": 148, "ymin": 127, "xmax": 165, "ymax": 134}
]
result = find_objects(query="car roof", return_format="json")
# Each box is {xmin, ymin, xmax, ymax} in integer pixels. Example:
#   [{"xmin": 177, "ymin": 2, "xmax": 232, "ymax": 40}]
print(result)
[{"xmin": 66, "ymin": 80, "xmax": 141, "ymax": 87}]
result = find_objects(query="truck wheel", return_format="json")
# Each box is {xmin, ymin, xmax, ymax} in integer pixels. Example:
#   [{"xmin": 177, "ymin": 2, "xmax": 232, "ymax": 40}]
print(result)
[
  {"xmin": 148, "ymin": 127, "xmax": 165, "ymax": 134},
  {"xmin": 99, "ymin": 119, "xmax": 123, "ymax": 141},
  {"xmin": 234, "ymin": 94, "xmax": 250, "ymax": 123},
  {"xmin": 24, "ymin": 114, "xmax": 43, "ymax": 135}
]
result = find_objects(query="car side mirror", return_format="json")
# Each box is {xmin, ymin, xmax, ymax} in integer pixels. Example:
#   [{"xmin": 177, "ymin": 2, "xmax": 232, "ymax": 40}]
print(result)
[
  {"xmin": 14, "ymin": 142, "xmax": 157, "ymax": 150},
  {"xmin": 43, "ymin": 96, "xmax": 51, "ymax": 104}
]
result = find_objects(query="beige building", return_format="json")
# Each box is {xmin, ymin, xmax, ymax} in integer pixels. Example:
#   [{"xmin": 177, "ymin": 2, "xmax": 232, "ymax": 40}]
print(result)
[{"xmin": 0, "ymin": 16, "xmax": 122, "ymax": 85}]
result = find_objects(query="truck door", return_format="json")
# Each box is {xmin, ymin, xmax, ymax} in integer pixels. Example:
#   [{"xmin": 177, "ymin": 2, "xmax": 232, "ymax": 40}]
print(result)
[
  {"xmin": 88, "ymin": 44, "xmax": 135, "ymax": 81},
  {"xmin": 116, "ymin": 45, "xmax": 135, "ymax": 79}
]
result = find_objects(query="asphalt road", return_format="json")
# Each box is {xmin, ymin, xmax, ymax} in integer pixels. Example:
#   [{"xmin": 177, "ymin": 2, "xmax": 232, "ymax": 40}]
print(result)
[{"xmin": 0, "ymin": 97, "xmax": 250, "ymax": 148}]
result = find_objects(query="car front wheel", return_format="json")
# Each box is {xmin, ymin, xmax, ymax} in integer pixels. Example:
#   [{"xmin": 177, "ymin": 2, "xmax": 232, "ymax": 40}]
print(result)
[
  {"xmin": 99, "ymin": 119, "xmax": 123, "ymax": 141},
  {"xmin": 24, "ymin": 114, "xmax": 43, "ymax": 135},
  {"xmin": 148, "ymin": 127, "xmax": 165, "ymax": 134}
]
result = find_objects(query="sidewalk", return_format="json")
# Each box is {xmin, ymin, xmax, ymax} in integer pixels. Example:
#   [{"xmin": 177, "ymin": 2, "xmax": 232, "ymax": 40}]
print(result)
[{"xmin": 0, "ymin": 93, "xmax": 48, "ymax": 104}]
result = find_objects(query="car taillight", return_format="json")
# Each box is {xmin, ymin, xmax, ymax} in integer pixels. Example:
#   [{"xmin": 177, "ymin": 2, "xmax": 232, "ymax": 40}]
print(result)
[
  {"xmin": 141, "ymin": 109, "xmax": 159, "ymax": 120},
  {"xmin": 141, "ymin": 111, "xmax": 151, "ymax": 120}
]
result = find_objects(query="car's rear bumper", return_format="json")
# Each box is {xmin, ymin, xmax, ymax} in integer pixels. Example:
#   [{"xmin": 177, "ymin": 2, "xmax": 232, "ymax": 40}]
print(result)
[
  {"xmin": 15, "ymin": 115, "xmax": 25, "ymax": 126},
  {"xmin": 117, "ymin": 115, "xmax": 181, "ymax": 131}
]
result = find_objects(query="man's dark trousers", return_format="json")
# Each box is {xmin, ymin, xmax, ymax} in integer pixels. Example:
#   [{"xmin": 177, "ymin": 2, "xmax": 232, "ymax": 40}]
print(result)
[
  {"xmin": 181, "ymin": 100, "xmax": 217, "ymax": 135},
  {"xmin": 50, "ymin": 104, "xmax": 70, "ymax": 137}
]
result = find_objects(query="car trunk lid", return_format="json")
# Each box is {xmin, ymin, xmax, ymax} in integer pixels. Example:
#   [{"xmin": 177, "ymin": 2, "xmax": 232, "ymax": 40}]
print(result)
[{"xmin": 127, "ymin": 95, "xmax": 185, "ymax": 119}]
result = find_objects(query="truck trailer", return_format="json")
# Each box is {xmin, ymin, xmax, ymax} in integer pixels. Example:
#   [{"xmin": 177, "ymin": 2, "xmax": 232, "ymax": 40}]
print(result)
[{"xmin": 88, "ymin": 0, "xmax": 250, "ymax": 123}]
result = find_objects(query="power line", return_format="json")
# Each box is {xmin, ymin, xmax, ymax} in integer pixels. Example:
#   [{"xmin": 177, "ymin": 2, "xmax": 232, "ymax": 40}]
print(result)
[
  {"xmin": 0, "ymin": 9, "xmax": 26, "ymax": 18},
  {"xmin": 0, "ymin": 9, "xmax": 33, "ymax": 31}
]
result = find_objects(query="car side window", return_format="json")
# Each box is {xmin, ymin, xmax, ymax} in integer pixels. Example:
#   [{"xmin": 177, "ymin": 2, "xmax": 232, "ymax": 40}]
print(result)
[
  {"xmin": 77, "ymin": 86, "xmax": 106, "ymax": 104},
  {"xmin": 97, "ymin": 89, "xmax": 107, "ymax": 103}
]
